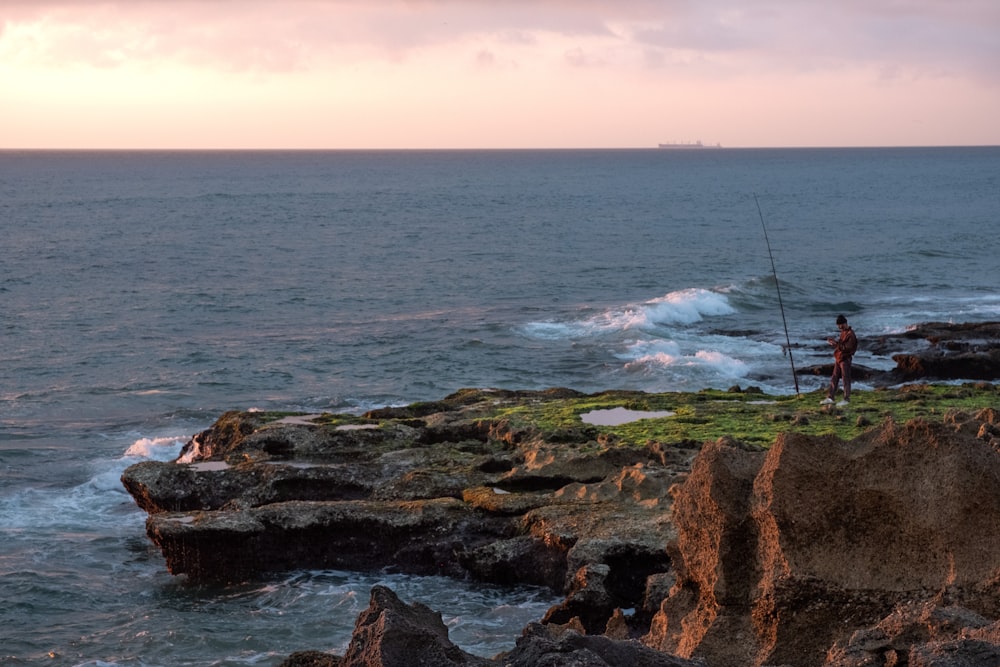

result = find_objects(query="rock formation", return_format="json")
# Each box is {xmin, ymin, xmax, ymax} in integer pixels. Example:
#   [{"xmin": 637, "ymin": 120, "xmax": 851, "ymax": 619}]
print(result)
[
  {"xmin": 647, "ymin": 410, "xmax": 1000, "ymax": 666},
  {"xmin": 120, "ymin": 386, "xmax": 1000, "ymax": 666},
  {"xmin": 121, "ymin": 389, "xmax": 682, "ymax": 597},
  {"xmin": 277, "ymin": 585, "xmax": 704, "ymax": 667}
]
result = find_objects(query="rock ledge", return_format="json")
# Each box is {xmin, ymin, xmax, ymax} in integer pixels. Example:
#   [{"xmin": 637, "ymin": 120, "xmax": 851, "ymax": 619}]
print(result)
[{"xmin": 120, "ymin": 387, "xmax": 1000, "ymax": 666}]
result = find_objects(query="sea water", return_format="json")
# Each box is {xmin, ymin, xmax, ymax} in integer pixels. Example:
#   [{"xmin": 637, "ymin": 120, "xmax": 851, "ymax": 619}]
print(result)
[{"xmin": 1, "ymin": 147, "xmax": 998, "ymax": 665}]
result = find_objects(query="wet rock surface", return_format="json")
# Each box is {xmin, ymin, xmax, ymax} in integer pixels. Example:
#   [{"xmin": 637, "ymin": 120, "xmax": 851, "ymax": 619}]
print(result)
[{"xmin": 121, "ymin": 386, "xmax": 1000, "ymax": 666}]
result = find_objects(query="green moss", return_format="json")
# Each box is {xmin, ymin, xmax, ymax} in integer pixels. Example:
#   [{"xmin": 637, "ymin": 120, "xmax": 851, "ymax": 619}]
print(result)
[
  {"xmin": 254, "ymin": 383, "xmax": 998, "ymax": 450},
  {"xmin": 490, "ymin": 383, "xmax": 999, "ymax": 448}
]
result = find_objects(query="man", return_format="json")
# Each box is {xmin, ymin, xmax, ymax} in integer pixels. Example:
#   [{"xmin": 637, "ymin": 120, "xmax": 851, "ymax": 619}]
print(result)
[{"xmin": 821, "ymin": 315, "xmax": 858, "ymax": 407}]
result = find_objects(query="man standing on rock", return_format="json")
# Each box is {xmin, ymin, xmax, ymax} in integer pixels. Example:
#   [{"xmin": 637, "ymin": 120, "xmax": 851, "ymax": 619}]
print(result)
[{"xmin": 821, "ymin": 314, "xmax": 858, "ymax": 407}]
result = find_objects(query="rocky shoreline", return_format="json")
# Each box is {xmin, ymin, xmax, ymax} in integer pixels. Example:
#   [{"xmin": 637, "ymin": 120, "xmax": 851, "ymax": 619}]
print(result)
[{"xmin": 121, "ymin": 323, "xmax": 1000, "ymax": 666}]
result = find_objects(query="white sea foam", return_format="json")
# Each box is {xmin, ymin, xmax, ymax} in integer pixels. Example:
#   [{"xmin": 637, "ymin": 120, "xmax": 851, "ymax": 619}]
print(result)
[
  {"xmin": 175, "ymin": 434, "xmax": 201, "ymax": 464},
  {"xmin": 602, "ymin": 289, "xmax": 737, "ymax": 332},
  {"xmin": 521, "ymin": 288, "xmax": 736, "ymax": 341},
  {"xmin": 620, "ymin": 339, "xmax": 682, "ymax": 362},
  {"xmin": 1, "ymin": 435, "xmax": 188, "ymax": 535},
  {"xmin": 124, "ymin": 436, "xmax": 187, "ymax": 461},
  {"xmin": 695, "ymin": 349, "xmax": 749, "ymax": 373},
  {"xmin": 515, "ymin": 288, "xmax": 786, "ymax": 391},
  {"xmin": 624, "ymin": 346, "xmax": 749, "ymax": 377},
  {"xmin": 520, "ymin": 320, "xmax": 593, "ymax": 340},
  {"xmin": 642, "ymin": 288, "xmax": 737, "ymax": 325}
]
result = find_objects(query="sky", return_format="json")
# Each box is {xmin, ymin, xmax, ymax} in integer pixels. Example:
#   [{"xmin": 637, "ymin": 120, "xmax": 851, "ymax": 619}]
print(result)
[{"xmin": 1, "ymin": 0, "xmax": 999, "ymax": 149}]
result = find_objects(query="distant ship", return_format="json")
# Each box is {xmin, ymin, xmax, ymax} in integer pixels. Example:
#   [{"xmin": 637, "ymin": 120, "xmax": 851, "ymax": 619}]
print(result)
[{"xmin": 657, "ymin": 141, "xmax": 722, "ymax": 149}]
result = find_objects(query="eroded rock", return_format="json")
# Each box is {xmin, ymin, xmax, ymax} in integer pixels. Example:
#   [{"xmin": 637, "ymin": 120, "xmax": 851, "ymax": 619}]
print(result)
[
  {"xmin": 647, "ymin": 415, "xmax": 1000, "ymax": 667},
  {"xmin": 826, "ymin": 602, "xmax": 1000, "ymax": 666},
  {"xmin": 121, "ymin": 387, "xmax": 1000, "ymax": 666},
  {"xmin": 499, "ymin": 621, "xmax": 704, "ymax": 667},
  {"xmin": 291, "ymin": 586, "xmax": 704, "ymax": 667},
  {"xmin": 122, "ymin": 389, "xmax": 690, "ymax": 604},
  {"xmin": 338, "ymin": 586, "xmax": 489, "ymax": 667}
]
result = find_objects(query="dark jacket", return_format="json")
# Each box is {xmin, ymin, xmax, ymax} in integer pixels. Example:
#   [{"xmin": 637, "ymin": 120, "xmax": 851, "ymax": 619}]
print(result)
[{"xmin": 834, "ymin": 326, "xmax": 858, "ymax": 362}]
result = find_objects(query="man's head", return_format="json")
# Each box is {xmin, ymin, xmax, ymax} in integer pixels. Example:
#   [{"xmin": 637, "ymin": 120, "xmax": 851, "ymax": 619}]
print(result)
[{"xmin": 836, "ymin": 314, "xmax": 848, "ymax": 328}]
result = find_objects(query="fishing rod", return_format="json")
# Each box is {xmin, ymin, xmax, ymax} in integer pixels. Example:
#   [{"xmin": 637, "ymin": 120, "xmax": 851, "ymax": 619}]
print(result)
[{"xmin": 754, "ymin": 193, "xmax": 800, "ymax": 395}]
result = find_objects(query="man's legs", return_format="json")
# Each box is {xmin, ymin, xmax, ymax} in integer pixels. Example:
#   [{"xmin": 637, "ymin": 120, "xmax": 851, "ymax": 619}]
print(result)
[
  {"xmin": 841, "ymin": 359, "xmax": 852, "ymax": 401},
  {"xmin": 828, "ymin": 362, "xmax": 843, "ymax": 400}
]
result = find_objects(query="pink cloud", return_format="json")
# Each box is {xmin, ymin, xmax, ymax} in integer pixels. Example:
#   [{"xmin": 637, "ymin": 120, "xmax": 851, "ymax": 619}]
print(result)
[
  {"xmin": 2, "ymin": 0, "xmax": 997, "ymax": 82},
  {"xmin": 2, "ymin": 0, "xmax": 997, "ymax": 148}
]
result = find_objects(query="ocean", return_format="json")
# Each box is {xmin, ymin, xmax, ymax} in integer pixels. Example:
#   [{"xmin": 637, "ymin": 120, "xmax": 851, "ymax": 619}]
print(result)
[{"xmin": 1, "ymin": 147, "xmax": 998, "ymax": 665}]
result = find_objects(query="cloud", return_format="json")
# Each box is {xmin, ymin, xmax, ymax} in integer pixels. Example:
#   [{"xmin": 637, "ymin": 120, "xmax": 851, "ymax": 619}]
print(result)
[
  {"xmin": 2, "ymin": 0, "xmax": 998, "ymax": 149},
  {"xmin": 2, "ymin": 0, "xmax": 1000, "ymax": 69},
  {"xmin": 2, "ymin": 0, "xmax": 998, "ymax": 83}
]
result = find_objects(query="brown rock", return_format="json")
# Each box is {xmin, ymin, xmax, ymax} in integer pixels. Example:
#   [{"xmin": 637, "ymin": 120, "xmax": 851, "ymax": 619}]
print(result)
[
  {"xmin": 605, "ymin": 608, "xmax": 632, "ymax": 640},
  {"xmin": 826, "ymin": 602, "xmax": 1000, "ymax": 666},
  {"xmin": 646, "ymin": 436, "xmax": 766, "ymax": 666},
  {"xmin": 498, "ymin": 622, "xmax": 703, "ymax": 667},
  {"xmin": 278, "ymin": 651, "xmax": 341, "ymax": 667},
  {"xmin": 543, "ymin": 563, "xmax": 617, "ymax": 634},
  {"xmin": 647, "ymin": 417, "xmax": 1000, "ymax": 667},
  {"xmin": 339, "ymin": 585, "xmax": 489, "ymax": 667}
]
